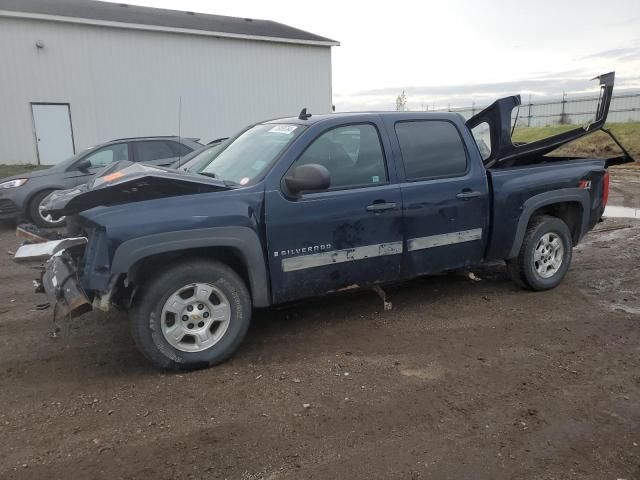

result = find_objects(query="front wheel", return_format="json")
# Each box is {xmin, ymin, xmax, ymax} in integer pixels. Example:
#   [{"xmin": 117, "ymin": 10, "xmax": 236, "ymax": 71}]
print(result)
[
  {"xmin": 28, "ymin": 189, "xmax": 66, "ymax": 228},
  {"xmin": 130, "ymin": 259, "xmax": 252, "ymax": 370},
  {"xmin": 507, "ymin": 215, "xmax": 573, "ymax": 291}
]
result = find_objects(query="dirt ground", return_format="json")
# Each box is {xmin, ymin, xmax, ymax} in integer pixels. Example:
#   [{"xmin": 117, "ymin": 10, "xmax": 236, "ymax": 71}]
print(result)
[{"xmin": 0, "ymin": 169, "xmax": 638, "ymax": 480}]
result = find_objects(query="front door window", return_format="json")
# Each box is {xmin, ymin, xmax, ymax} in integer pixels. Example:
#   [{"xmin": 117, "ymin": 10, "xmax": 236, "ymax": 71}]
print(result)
[{"xmin": 84, "ymin": 143, "xmax": 129, "ymax": 168}]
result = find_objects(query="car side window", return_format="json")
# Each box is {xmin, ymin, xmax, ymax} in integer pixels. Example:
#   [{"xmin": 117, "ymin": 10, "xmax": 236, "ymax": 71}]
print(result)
[
  {"xmin": 134, "ymin": 141, "xmax": 177, "ymax": 162},
  {"xmin": 395, "ymin": 120, "xmax": 468, "ymax": 180},
  {"xmin": 168, "ymin": 141, "xmax": 193, "ymax": 156},
  {"xmin": 291, "ymin": 124, "xmax": 387, "ymax": 190},
  {"xmin": 84, "ymin": 143, "xmax": 129, "ymax": 168}
]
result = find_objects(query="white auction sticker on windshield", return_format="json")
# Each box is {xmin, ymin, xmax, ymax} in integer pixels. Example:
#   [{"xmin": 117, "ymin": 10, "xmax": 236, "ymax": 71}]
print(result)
[{"xmin": 268, "ymin": 125, "xmax": 297, "ymax": 134}]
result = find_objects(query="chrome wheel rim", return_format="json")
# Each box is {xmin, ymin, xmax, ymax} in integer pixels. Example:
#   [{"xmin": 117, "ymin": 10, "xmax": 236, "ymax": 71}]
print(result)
[
  {"xmin": 533, "ymin": 232, "xmax": 564, "ymax": 279},
  {"xmin": 160, "ymin": 283, "xmax": 231, "ymax": 353},
  {"xmin": 38, "ymin": 198, "xmax": 65, "ymax": 225}
]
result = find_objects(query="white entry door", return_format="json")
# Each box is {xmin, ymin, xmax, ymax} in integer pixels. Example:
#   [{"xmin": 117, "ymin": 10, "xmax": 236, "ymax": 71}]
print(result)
[{"xmin": 31, "ymin": 103, "xmax": 75, "ymax": 165}]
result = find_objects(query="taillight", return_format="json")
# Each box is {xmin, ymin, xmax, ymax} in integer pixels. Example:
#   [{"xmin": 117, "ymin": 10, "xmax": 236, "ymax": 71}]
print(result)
[{"xmin": 602, "ymin": 171, "xmax": 610, "ymax": 207}]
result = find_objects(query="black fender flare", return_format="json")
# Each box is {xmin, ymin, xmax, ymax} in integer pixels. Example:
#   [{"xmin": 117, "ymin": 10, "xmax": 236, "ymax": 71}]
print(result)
[
  {"xmin": 508, "ymin": 188, "xmax": 590, "ymax": 258},
  {"xmin": 111, "ymin": 226, "xmax": 270, "ymax": 307}
]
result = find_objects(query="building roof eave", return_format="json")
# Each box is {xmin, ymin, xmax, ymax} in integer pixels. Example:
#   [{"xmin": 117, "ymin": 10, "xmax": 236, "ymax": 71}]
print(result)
[{"xmin": 0, "ymin": 9, "xmax": 340, "ymax": 47}]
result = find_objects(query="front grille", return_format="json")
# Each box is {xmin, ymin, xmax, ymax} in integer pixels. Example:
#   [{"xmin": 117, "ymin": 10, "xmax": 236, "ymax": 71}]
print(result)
[{"xmin": 0, "ymin": 198, "xmax": 18, "ymax": 215}]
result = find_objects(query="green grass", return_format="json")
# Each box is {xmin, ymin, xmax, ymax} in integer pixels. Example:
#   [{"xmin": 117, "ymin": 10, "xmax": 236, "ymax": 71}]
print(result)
[
  {"xmin": 0, "ymin": 164, "xmax": 49, "ymax": 179},
  {"xmin": 512, "ymin": 122, "xmax": 640, "ymax": 166}
]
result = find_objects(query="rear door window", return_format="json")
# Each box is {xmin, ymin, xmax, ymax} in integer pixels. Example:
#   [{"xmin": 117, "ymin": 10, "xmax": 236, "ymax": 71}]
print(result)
[
  {"xmin": 133, "ymin": 141, "xmax": 177, "ymax": 162},
  {"xmin": 168, "ymin": 141, "xmax": 193, "ymax": 156},
  {"xmin": 395, "ymin": 121, "xmax": 468, "ymax": 180}
]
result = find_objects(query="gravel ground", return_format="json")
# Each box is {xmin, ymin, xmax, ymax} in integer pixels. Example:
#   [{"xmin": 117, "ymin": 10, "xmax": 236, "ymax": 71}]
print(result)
[{"xmin": 0, "ymin": 168, "xmax": 638, "ymax": 480}]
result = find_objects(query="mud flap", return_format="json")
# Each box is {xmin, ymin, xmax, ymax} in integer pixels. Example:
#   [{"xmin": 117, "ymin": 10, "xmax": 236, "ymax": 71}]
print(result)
[{"xmin": 372, "ymin": 285, "xmax": 393, "ymax": 311}]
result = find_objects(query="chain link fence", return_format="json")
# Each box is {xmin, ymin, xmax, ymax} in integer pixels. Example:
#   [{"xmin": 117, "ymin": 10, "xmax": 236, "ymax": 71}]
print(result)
[{"xmin": 435, "ymin": 91, "xmax": 640, "ymax": 127}]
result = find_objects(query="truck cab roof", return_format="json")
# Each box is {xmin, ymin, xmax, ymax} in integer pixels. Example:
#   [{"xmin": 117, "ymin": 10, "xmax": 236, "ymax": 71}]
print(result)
[{"xmin": 266, "ymin": 111, "xmax": 465, "ymax": 126}]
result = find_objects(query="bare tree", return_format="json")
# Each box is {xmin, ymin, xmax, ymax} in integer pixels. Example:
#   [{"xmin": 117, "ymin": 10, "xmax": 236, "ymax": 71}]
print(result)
[{"xmin": 395, "ymin": 91, "xmax": 407, "ymax": 111}]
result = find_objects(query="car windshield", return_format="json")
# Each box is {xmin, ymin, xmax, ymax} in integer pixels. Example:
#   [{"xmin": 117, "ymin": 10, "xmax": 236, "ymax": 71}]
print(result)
[
  {"xmin": 196, "ymin": 124, "xmax": 304, "ymax": 185},
  {"xmin": 55, "ymin": 150, "xmax": 88, "ymax": 169}
]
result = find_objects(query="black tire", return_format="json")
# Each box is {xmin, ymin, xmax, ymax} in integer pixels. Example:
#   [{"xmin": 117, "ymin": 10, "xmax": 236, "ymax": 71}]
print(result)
[
  {"xmin": 28, "ymin": 189, "xmax": 65, "ymax": 228},
  {"xmin": 507, "ymin": 215, "xmax": 573, "ymax": 291},
  {"xmin": 130, "ymin": 259, "xmax": 252, "ymax": 371}
]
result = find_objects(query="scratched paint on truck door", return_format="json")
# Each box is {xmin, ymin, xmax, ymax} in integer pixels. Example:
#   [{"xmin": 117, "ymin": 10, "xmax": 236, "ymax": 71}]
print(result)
[
  {"xmin": 265, "ymin": 121, "xmax": 403, "ymax": 304},
  {"xmin": 389, "ymin": 118, "xmax": 490, "ymax": 276}
]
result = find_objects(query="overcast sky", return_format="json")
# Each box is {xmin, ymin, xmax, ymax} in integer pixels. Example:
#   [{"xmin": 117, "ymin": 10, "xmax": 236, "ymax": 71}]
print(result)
[{"xmin": 105, "ymin": 0, "xmax": 640, "ymax": 110}]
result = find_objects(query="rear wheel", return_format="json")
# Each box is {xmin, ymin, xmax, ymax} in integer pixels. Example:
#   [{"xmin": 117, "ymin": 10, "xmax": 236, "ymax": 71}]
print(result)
[
  {"xmin": 507, "ymin": 215, "xmax": 573, "ymax": 291},
  {"xmin": 28, "ymin": 189, "xmax": 65, "ymax": 228},
  {"xmin": 130, "ymin": 259, "xmax": 252, "ymax": 370}
]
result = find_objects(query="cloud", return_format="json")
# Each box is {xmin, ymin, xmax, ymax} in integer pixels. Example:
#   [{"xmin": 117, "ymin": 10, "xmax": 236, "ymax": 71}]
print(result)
[
  {"xmin": 334, "ymin": 72, "xmax": 640, "ymax": 111},
  {"xmin": 351, "ymin": 74, "xmax": 601, "ymax": 98},
  {"xmin": 528, "ymin": 68, "xmax": 589, "ymax": 79},
  {"xmin": 609, "ymin": 15, "xmax": 640, "ymax": 27},
  {"xmin": 581, "ymin": 47, "xmax": 640, "ymax": 61}
]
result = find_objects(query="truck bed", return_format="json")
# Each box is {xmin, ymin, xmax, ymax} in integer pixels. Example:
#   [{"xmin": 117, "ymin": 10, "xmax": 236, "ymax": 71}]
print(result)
[{"xmin": 484, "ymin": 157, "xmax": 607, "ymax": 261}]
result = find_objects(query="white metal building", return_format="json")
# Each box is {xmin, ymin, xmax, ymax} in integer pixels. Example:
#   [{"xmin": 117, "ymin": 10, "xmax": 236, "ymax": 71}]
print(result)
[{"xmin": 0, "ymin": 0, "xmax": 338, "ymax": 165}]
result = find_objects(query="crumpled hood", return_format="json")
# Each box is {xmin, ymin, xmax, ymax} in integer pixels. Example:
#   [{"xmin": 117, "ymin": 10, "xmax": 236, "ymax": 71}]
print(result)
[{"xmin": 41, "ymin": 160, "xmax": 231, "ymax": 218}]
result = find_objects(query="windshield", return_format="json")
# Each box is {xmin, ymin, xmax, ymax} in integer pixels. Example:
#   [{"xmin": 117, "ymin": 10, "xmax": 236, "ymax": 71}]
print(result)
[
  {"xmin": 197, "ymin": 124, "xmax": 304, "ymax": 184},
  {"xmin": 54, "ymin": 150, "xmax": 88, "ymax": 169}
]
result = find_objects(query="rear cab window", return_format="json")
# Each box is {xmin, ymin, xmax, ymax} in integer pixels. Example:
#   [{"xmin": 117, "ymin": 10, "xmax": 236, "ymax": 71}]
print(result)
[
  {"xmin": 471, "ymin": 122, "xmax": 492, "ymax": 160},
  {"xmin": 395, "ymin": 120, "xmax": 468, "ymax": 180}
]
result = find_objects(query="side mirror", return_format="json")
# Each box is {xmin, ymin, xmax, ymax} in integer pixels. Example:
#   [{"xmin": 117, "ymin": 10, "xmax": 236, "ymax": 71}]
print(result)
[
  {"xmin": 76, "ymin": 158, "xmax": 91, "ymax": 173},
  {"xmin": 284, "ymin": 164, "xmax": 330, "ymax": 195}
]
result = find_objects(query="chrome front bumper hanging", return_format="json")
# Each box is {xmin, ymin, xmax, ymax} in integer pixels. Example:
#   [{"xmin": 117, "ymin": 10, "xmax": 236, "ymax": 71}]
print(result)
[{"xmin": 14, "ymin": 237, "xmax": 92, "ymax": 319}]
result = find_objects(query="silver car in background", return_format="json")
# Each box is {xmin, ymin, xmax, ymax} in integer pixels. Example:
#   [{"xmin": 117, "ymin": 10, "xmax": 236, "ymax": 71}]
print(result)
[{"xmin": 0, "ymin": 136, "xmax": 201, "ymax": 227}]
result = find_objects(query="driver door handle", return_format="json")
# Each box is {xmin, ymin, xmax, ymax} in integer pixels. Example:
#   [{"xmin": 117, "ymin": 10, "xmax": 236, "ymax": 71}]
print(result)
[
  {"xmin": 366, "ymin": 202, "xmax": 397, "ymax": 212},
  {"xmin": 456, "ymin": 190, "xmax": 482, "ymax": 200}
]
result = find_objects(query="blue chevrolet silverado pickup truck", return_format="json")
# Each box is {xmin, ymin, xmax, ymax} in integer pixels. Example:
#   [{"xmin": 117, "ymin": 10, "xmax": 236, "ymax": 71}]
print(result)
[{"xmin": 14, "ymin": 73, "xmax": 634, "ymax": 370}]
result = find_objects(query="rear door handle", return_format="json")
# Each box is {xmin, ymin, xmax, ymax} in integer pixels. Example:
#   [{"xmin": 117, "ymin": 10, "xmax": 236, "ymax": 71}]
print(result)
[
  {"xmin": 366, "ymin": 202, "xmax": 397, "ymax": 212},
  {"xmin": 456, "ymin": 190, "xmax": 482, "ymax": 200}
]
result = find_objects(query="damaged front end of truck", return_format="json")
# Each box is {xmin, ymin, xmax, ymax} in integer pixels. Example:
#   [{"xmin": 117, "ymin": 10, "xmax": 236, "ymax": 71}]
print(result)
[
  {"xmin": 15, "ymin": 236, "xmax": 92, "ymax": 322},
  {"xmin": 13, "ymin": 161, "xmax": 234, "ymax": 325}
]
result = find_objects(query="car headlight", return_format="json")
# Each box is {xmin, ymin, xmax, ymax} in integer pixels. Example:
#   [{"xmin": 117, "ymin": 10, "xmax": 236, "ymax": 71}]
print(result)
[{"xmin": 0, "ymin": 178, "xmax": 28, "ymax": 189}]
